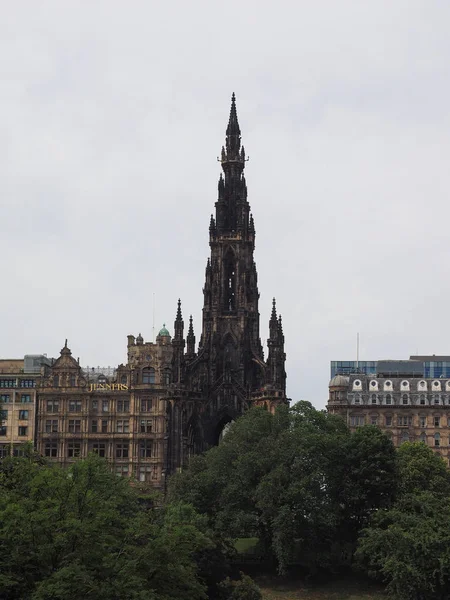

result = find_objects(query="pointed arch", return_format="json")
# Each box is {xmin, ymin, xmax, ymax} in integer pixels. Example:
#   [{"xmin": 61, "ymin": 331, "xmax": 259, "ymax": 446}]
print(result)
[{"xmin": 214, "ymin": 414, "xmax": 235, "ymax": 445}]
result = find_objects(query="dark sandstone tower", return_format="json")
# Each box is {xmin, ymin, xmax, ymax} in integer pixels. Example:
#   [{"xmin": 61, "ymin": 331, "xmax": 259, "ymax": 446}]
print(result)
[{"xmin": 166, "ymin": 94, "xmax": 288, "ymax": 474}]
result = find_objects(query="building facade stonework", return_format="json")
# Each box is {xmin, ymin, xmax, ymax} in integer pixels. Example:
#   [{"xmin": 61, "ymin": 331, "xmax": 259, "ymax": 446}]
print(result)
[
  {"xmin": 0, "ymin": 358, "xmax": 45, "ymax": 457},
  {"xmin": 36, "ymin": 332, "xmax": 171, "ymax": 485},
  {"xmin": 328, "ymin": 367, "xmax": 450, "ymax": 464}
]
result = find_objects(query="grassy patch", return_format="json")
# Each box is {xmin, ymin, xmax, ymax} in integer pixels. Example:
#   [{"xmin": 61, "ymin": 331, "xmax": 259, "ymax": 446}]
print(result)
[
  {"xmin": 255, "ymin": 576, "xmax": 385, "ymax": 600},
  {"xmin": 235, "ymin": 537, "xmax": 260, "ymax": 554}
]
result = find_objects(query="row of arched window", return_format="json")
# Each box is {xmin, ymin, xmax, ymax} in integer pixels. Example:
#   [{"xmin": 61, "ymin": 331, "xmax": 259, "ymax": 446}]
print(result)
[{"xmin": 353, "ymin": 393, "xmax": 449, "ymax": 406}]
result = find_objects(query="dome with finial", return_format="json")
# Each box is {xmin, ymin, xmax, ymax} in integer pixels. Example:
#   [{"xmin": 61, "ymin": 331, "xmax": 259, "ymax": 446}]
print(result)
[{"xmin": 158, "ymin": 324, "xmax": 170, "ymax": 337}]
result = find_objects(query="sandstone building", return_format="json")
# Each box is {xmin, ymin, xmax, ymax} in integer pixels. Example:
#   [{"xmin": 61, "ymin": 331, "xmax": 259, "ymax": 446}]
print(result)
[
  {"xmin": 328, "ymin": 358, "xmax": 450, "ymax": 464},
  {"xmin": 36, "ymin": 330, "xmax": 171, "ymax": 484},
  {"xmin": 0, "ymin": 355, "xmax": 50, "ymax": 457}
]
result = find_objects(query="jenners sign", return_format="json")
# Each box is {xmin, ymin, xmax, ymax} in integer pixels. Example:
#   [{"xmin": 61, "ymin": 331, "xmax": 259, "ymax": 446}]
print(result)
[{"xmin": 89, "ymin": 383, "xmax": 128, "ymax": 392}]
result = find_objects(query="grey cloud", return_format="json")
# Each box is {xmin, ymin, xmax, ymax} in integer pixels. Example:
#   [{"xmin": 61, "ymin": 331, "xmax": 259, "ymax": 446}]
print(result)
[{"xmin": 1, "ymin": 1, "xmax": 450, "ymax": 407}]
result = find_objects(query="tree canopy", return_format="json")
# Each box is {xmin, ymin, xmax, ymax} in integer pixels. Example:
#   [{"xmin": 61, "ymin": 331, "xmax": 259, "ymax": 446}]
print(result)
[
  {"xmin": 0, "ymin": 452, "xmax": 241, "ymax": 600},
  {"xmin": 169, "ymin": 403, "xmax": 398, "ymax": 574},
  {"xmin": 356, "ymin": 443, "xmax": 450, "ymax": 600}
]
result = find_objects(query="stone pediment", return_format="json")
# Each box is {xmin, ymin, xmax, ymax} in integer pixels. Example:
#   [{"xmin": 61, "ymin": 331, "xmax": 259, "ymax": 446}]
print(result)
[{"xmin": 52, "ymin": 341, "xmax": 80, "ymax": 372}]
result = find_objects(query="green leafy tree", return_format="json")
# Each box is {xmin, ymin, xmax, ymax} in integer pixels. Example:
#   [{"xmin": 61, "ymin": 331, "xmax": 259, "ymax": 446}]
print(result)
[
  {"xmin": 218, "ymin": 572, "xmax": 262, "ymax": 600},
  {"xmin": 356, "ymin": 491, "xmax": 450, "ymax": 600},
  {"xmin": 0, "ymin": 454, "xmax": 220, "ymax": 600},
  {"xmin": 396, "ymin": 441, "xmax": 450, "ymax": 497},
  {"xmin": 356, "ymin": 443, "xmax": 450, "ymax": 600},
  {"xmin": 169, "ymin": 404, "xmax": 398, "ymax": 575}
]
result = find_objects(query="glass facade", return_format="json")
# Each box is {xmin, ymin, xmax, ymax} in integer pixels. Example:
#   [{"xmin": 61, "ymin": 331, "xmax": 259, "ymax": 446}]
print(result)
[
  {"xmin": 331, "ymin": 358, "xmax": 450, "ymax": 379},
  {"xmin": 423, "ymin": 361, "xmax": 450, "ymax": 378},
  {"xmin": 330, "ymin": 361, "xmax": 377, "ymax": 378}
]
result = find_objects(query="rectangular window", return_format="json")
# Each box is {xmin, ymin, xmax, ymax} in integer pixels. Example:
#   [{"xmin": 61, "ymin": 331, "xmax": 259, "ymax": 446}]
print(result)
[
  {"xmin": 420, "ymin": 416, "xmax": 427, "ymax": 428},
  {"xmin": 139, "ymin": 440, "xmax": 152, "ymax": 458},
  {"xmin": 350, "ymin": 416, "xmax": 365, "ymax": 427},
  {"xmin": 434, "ymin": 416, "xmax": 440, "ymax": 427},
  {"xmin": 139, "ymin": 465, "xmax": 152, "ymax": 482},
  {"xmin": 68, "ymin": 419, "xmax": 81, "ymax": 434},
  {"xmin": 91, "ymin": 399, "xmax": 98, "ymax": 411},
  {"xmin": 0, "ymin": 409, "xmax": 7, "ymax": 421},
  {"xmin": 45, "ymin": 442, "xmax": 58, "ymax": 457},
  {"xmin": 140, "ymin": 419, "xmax": 152, "ymax": 433},
  {"xmin": 101, "ymin": 420, "xmax": 108, "ymax": 433},
  {"xmin": 18, "ymin": 410, "xmax": 28, "ymax": 420},
  {"xmin": 45, "ymin": 419, "xmax": 58, "ymax": 433},
  {"xmin": 102, "ymin": 400, "xmax": 109, "ymax": 412},
  {"xmin": 0, "ymin": 379, "xmax": 16, "ymax": 388},
  {"xmin": 116, "ymin": 443, "xmax": 129, "ymax": 459},
  {"xmin": 68, "ymin": 442, "xmax": 81, "ymax": 458},
  {"xmin": 46, "ymin": 400, "xmax": 59, "ymax": 413},
  {"xmin": 116, "ymin": 420, "xmax": 129, "ymax": 433},
  {"xmin": 0, "ymin": 394, "xmax": 11, "ymax": 402},
  {"xmin": 20, "ymin": 379, "xmax": 35, "ymax": 388},
  {"xmin": 370, "ymin": 416, "xmax": 378, "ymax": 425},
  {"xmin": 20, "ymin": 395, "xmax": 31, "ymax": 403},
  {"xmin": 115, "ymin": 465, "xmax": 129, "ymax": 477},
  {"xmin": 69, "ymin": 400, "xmax": 81, "ymax": 412},
  {"xmin": 18, "ymin": 426, "xmax": 28, "ymax": 436},
  {"xmin": 91, "ymin": 420, "xmax": 98, "ymax": 433},
  {"xmin": 93, "ymin": 443, "xmax": 106, "ymax": 457},
  {"xmin": 0, "ymin": 426, "xmax": 7, "ymax": 436},
  {"xmin": 141, "ymin": 399, "xmax": 152, "ymax": 412},
  {"xmin": 117, "ymin": 400, "xmax": 130, "ymax": 412},
  {"xmin": 385, "ymin": 415, "xmax": 392, "ymax": 426},
  {"xmin": 0, "ymin": 444, "xmax": 10, "ymax": 458}
]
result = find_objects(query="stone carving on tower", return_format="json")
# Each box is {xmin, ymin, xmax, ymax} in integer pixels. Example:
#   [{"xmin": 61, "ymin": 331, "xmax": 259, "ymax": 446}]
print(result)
[{"xmin": 166, "ymin": 94, "xmax": 288, "ymax": 475}]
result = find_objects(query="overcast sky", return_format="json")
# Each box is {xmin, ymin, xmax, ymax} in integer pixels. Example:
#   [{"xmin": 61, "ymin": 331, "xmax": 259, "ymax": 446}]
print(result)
[{"xmin": 2, "ymin": 1, "xmax": 450, "ymax": 408}]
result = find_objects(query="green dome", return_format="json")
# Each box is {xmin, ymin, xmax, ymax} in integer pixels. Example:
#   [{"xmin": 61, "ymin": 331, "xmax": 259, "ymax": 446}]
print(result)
[{"xmin": 158, "ymin": 324, "xmax": 170, "ymax": 337}]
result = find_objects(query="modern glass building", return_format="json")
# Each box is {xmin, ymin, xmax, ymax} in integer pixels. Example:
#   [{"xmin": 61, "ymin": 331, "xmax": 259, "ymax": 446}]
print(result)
[
  {"xmin": 331, "ymin": 356, "xmax": 450, "ymax": 379},
  {"xmin": 410, "ymin": 356, "xmax": 450, "ymax": 379},
  {"xmin": 330, "ymin": 361, "xmax": 377, "ymax": 378}
]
